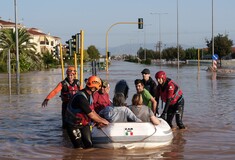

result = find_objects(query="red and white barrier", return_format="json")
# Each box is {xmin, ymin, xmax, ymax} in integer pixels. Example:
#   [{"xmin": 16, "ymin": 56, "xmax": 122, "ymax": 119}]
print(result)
[{"xmin": 213, "ymin": 60, "xmax": 217, "ymax": 70}]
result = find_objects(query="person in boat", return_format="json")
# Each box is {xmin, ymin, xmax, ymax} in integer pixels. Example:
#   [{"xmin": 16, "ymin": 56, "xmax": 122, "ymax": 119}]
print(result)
[
  {"xmin": 141, "ymin": 68, "xmax": 157, "ymax": 98},
  {"xmin": 155, "ymin": 71, "xmax": 185, "ymax": 129},
  {"xmin": 114, "ymin": 80, "xmax": 129, "ymax": 100},
  {"xmin": 65, "ymin": 75, "xmax": 109, "ymax": 148},
  {"xmin": 129, "ymin": 93, "xmax": 160, "ymax": 125},
  {"xmin": 92, "ymin": 80, "xmax": 112, "ymax": 114},
  {"xmin": 42, "ymin": 66, "xmax": 80, "ymax": 129},
  {"xmin": 99, "ymin": 93, "xmax": 142, "ymax": 123},
  {"xmin": 134, "ymin": 79, "xmax": 157, "ymax": 115}
]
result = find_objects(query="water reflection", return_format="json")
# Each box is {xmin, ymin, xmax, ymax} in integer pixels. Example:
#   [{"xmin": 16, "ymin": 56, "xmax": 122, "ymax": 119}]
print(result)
[{"xmin": 0, "ymin": 61, "xmax": 235, "ymax": 159}]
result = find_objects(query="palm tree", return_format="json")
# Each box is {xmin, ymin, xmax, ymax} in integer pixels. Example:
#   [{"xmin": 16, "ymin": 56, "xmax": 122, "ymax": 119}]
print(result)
[{"xmin": 0, "ymin": 28, "xmax": 43, "ymax": 72}]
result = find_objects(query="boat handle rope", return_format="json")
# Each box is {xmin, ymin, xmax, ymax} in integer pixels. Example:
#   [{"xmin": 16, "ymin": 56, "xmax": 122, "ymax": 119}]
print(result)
[
  {"xmin": 138, "ymin": 123, "xmax": 157, "ymax": 142},
  {"xmin": 100, "ymin": 123, "xmax": 157, "ymax": 143}
]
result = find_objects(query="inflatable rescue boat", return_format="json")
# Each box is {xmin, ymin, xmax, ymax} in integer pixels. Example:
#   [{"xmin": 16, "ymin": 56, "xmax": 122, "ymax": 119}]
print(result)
[
  {"xmin": 92, "ymin": 118, "xmax": 173, "ymax": 149},
  {"xmin": 92, "ymin": 79, "xmax": 173, "ymax": 149}
]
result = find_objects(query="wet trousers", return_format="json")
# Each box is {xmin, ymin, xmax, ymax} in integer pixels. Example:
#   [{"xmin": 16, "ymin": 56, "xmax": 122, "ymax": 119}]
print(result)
[
  {"xmin": 166, "ymin": 98, "xmax": 185, "ymax": 129},
  {"xmin": 66, "ymin": 124, "xmax": 92, "ymax": 148},
  {"xmin": 62, "ymin": 101, "xmax": 69, "ymax": 129}
]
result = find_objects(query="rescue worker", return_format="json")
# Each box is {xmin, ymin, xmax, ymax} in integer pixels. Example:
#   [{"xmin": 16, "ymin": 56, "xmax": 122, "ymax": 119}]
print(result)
[
  {"xmin": 65, "ymin": 75, "xmax": 109, "ymax": 148},
  {"xmin": 155, "ymin": 71, "xmax": 185, "ymax": 129},
  {"xmin": 42, "ymin": 66, "xmax": 80, "ymax": 129}
]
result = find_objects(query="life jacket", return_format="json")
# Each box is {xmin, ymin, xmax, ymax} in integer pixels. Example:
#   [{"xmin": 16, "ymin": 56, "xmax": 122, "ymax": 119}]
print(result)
[
  {"xmin": 60, "ymin": 78, "xmax": 80, "ymax": 102},
  {"xmin": 158, "ymin": 78, "xmax": 183, "ymax": 105},
  {"xmin": 66, "ymin": 91, "xmax": 93, "ymax": 126}
]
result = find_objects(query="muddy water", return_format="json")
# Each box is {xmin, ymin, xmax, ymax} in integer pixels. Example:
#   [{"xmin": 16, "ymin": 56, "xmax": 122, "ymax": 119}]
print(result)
[{"xmin": 0, "ymin": 61, "xmax": 234, "ymax": 160}]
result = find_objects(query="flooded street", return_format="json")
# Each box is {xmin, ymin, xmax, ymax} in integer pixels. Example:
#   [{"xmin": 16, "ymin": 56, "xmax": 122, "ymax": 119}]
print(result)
[{"xmin": 0, "ymin": 60, "xmax": 235, "ymax": 160}]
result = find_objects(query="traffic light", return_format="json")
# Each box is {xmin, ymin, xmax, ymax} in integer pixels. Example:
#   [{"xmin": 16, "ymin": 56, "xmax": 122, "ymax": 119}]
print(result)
[
  {"xmin": 138, "ymin": 18, "xmax": 143, "ymax": 29},
  {"xmin": 53, "ymin": 45, "xmax": 59, "ymax": 57},
  {"xmin": 71, "ymin": 33, "xmax": 79, "ymax": 53},
  {"xmin": 65, "ymin": 39, "xmax": 72, "ymax": 56}
]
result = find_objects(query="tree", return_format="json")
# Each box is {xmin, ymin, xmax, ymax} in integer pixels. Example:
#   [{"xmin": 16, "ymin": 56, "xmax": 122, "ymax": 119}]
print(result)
[
  {"xmin": 206, "ymin": 33, "xmax": 233, "ymax": 67},
  {"xmin": 77, "ymin": 49, "xmax": 89, "ymax": 62},
  {"xmin": 162, "ymin": 46, "xmax": 184, "ymax": 61},
  {"xmin": 87, "ymin": 45, "xmax": 100, "ymax": 60},
  {"xmin": 0, "ymin": 28, "xmax": 42, "ymax": 72},
  {"xmin": 137, "ymin": 47, "xmax": 144, "ymax": 59},
  {"xmin": 42, "ymin": 51, "xmax": 58, "ymax": 69},
  {"xmin": 185, "ymin": 47, "xmax": 198, "ymax": 60},
  {"xmin": 137, "ymin": 47, "xmax": 157, "ymax": 60}
]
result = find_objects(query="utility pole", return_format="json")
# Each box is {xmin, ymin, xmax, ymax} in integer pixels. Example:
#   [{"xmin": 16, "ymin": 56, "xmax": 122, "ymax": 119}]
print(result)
[
  {"xmin": 150, "ymin": 12, "xmax": 168, "ymax": 63},
  {"xmin": 177, "ymin": 0, "xmax": 179, "ymax": 71},
  {"xmin": 212, "ymin": 0, "xmax": 214, "ymax": 67}
]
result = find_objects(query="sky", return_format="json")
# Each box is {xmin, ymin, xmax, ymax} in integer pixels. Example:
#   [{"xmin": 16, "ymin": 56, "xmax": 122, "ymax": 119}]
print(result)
[{"xmin": 1, "ymin": 0, "xmax": 235, "ymax": 51}]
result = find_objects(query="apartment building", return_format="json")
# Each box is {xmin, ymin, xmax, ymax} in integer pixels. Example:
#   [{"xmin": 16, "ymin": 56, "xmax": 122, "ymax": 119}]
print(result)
[{"xmin": 0, "ymin": 19, "xmax": 61, "ymax": 54}]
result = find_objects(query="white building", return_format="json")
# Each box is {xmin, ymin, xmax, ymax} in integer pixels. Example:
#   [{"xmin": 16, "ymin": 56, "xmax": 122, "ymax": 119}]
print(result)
[{"xmin": 0, "ymin": 19, "xmax": 61, "ymax": 54}]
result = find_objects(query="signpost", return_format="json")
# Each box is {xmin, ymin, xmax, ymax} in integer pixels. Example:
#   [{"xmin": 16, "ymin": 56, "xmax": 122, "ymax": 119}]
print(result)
[{"xmin": 212, "ymin": 54, "xmax": 218, "ymax": 70}]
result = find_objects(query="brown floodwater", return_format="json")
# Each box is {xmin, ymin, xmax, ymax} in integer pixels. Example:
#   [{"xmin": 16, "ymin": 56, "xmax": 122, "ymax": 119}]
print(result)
[{"xmin": 0, "ymin": 61, "xmax": 234, "ymax": 160}]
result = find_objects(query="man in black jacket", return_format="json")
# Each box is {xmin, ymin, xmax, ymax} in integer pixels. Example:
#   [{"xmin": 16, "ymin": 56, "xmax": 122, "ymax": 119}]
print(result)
[{"xmin": 141, "ymin": 68, "xmax": 157, "ymax": 98}]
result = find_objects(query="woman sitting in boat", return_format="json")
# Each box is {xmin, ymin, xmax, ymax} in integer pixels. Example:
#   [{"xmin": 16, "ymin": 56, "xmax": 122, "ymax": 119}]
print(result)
[
  {"xmin": 99, "ymin": 93, "xmax": 142, "ymax": 123},
  {"xmin": 129, "ymin": 93, "xmax": 160, "ymax": 125}
]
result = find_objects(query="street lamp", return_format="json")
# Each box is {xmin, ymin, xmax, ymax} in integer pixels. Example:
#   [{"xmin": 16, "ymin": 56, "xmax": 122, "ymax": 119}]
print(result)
[
  {"xmin": 105, "ymin": 20, "xmax": 144, "ymax": 72},
  {"xmin": 212, "ymin": 0, "xmax": 214, "ymax": 66},
  {"xmin": 14, "ymin": 0, "xmax": 20, "ymax": 93},
  {"xmin": 177, "ymin": 0, "xmax": 179, "ymax": 70},
  {"xmin": 150, "ymin": 12, "xmax": 168, "ymax": 64}
]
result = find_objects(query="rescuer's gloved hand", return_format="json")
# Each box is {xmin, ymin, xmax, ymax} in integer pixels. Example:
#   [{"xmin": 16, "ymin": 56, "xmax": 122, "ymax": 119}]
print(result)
[{"xmin": 42, "ymin": 99, "xmax": 49, "ymax": 107}]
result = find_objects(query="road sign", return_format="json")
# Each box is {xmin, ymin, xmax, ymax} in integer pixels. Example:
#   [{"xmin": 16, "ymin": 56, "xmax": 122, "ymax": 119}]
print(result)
[{"xmin": 212, "ymin": 54, "xmax": 218, "ymax": 60}]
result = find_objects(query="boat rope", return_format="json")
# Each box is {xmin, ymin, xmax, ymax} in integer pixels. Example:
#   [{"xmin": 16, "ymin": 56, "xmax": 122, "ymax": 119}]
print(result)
[{"xmin": 138, "ymin": 123, "xmax": 157, "ymax": 142}]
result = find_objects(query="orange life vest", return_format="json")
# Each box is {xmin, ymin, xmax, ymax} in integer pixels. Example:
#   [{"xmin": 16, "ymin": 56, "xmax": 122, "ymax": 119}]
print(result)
[{"xmin": 60, "ymin": 79, "xmax": 80, "ymax": 102}]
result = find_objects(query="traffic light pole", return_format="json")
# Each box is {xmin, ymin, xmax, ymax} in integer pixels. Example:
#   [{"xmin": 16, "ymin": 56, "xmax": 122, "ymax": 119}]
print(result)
[
  {"xmin": 59, "ymin": 43, "xmax": 65, "ymax": 80},
  {"xmin": 105, "ymin": 21, "xmax": 143, "ymax": 72},
  {"xmin": 74, "ymin": 51, "xmax": 78, "ymax": 79},
  {"xmin": 80, "ymin": 30, "xmax": 84, "ymax": 89},
  {"xmin": 65, "ymin": 31, "xmax": 84, "ymax": 88}
]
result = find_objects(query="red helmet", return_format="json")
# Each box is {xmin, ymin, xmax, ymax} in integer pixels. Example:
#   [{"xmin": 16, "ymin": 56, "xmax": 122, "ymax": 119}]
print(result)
[
  {"xmin": 155, "ymin": 71, "xmax": 167, "ymax": 81},
  {"xmin": 86, "ymin": 76, "xmax": 102, "ymax": 90},
  {"xmin": 66, "ymin": 66, "xmax": 76, "ymax": 75}
]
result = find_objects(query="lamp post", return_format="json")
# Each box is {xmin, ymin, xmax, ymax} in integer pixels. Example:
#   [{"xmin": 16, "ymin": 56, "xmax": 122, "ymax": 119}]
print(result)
[
  {"xmin": 212, "ymin": 0, "xmax": 214, "ymax": 66},
  {"xmin": 105, "ymin": 21, "xmax": 143, "ymax": 72},
  {"xmin": 150, "ymin": 12, "xmax": 168, "ymax": 64},
  {"xmin": 177, "ymin": 0, "xmax": 179, "ymax": 70},
  {"xmin": 14, "ymin": 0, "xmax": 19, "ymax": 86}
]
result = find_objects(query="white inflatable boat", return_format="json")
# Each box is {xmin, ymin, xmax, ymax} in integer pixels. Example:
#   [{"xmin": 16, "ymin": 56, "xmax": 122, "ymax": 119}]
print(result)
[{"xmin": 92, "ymin": 118, "xmax": 173, "ymax": 149}]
